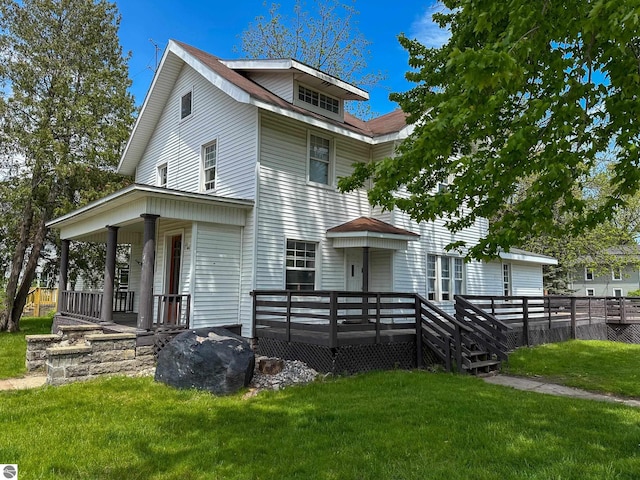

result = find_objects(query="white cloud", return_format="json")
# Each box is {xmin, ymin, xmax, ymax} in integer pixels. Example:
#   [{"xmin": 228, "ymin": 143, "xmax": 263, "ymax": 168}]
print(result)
[{"xmin": 409, "ymin": 2, "xmax": 452, "ymax": 48}]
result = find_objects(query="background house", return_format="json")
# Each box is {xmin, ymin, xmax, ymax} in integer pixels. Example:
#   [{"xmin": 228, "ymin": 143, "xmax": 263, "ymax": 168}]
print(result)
[
  {"xmin": 569, "ymin": 247, "xmax": 640, "ymax": 297},
  {"xmin": 48, "ymin": 40, "xmax": 556, "ymax": 336}
]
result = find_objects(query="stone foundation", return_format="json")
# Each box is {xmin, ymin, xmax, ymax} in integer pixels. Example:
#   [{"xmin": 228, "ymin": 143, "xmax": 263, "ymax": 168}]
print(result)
[{"xmin": 26, "ymin": 324, "xmax": 155, "ymax": 386}]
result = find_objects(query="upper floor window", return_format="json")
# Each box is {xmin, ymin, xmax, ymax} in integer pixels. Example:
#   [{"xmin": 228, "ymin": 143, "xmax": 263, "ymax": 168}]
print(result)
[
  {"xmin": 298, "ymin": 85, "xmax": 339, "ymax": 114},
  {"xmin": 308, "ymin": 133, "xmax": 331, "ymax": 185},
  {"xmin": 285, "ymin": 240, "xmax": 316, "ymax": 290},
  {"xmin": 202, "ymin": 141, "xmax": 217, "ymax": 191},
  {"xmin": 157, "ymin": 163, "xmax": 167, "ymax": 188},
  {"xmin": 181, "ymin": 91, "xmax": 192, "ymax": 119},
  {"xmin": 427, "ymin": 255, "xmax": 464, "ymax": 301},
  {"xmin": 612, "ymin": 267, "xmax": 622, "ymax": 281},
  {"xmin": 585, "ymin": 267, "xmax": 594, "ymax": 281}
]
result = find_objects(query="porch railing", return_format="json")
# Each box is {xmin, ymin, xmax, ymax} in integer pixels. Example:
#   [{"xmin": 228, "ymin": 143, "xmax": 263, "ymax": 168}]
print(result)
[
  {"xmin": 59, "ymin": 290, "xmax": 136, "ymax": 322},
  {"xmin": 153, "ymin": 294, "xmax": 191, "ymax": 329}
]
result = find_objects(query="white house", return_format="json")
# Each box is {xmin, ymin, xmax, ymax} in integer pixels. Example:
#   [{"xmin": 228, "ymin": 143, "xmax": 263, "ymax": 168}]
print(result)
[{"xmin": 47, "ymin": 40, "xmax": 556, "ymax": 337}]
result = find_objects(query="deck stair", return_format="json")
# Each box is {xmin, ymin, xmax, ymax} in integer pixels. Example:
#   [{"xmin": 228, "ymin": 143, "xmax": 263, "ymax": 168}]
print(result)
[{"xmin": 416, "ymin": 294, "xmax": 507, "ymax": 375}]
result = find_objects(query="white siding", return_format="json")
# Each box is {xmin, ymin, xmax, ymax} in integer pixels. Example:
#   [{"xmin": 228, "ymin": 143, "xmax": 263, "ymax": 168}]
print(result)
[
  {"xmin": 255, "ymin": 112, "xmax": 372, "ymax": 291},
  {"xmin": 135, "ymin": 64, "xmax": 258, "ymax": 199},
  {"xmin": 512, "ymin": 263, "xmax": 544, "ymax": 296},
  {"xmin": 154, "ymin": 219, "xmax": 192, "ymax": 304},
  {"xmin": 246, "ymin": 72, "xmax": 294, "ymax": 102},
  {"xmin": 191, "ymin": 222, "xmax": 243, "ymax": 329},
  {"xmin": 129, "ymin": 242, "xmax": 143, "ymax": 312},
  {"xmin": 370, "ymin": 249, "xmax": 392, "ymax": 291}
]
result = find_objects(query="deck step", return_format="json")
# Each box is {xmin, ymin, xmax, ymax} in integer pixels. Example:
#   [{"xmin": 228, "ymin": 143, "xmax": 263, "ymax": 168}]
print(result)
[{"xmin": 464, "ymin": 359, "xmax": 501, "ymax": 369}]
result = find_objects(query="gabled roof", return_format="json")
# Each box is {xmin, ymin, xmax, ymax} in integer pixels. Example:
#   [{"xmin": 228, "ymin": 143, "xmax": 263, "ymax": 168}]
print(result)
[{"xmin": 118, "ymin": 40, "xmax": 411, "ymax": 175}]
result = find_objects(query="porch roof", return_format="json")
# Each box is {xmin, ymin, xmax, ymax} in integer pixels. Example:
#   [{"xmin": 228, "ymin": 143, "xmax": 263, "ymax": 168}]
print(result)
[
  {"xmin": 327, "ymin": 217, "xmax": 419, "ymax": 250},
  {"xmin": 499, "ymin": 248, "xmax": 558, "ymax": 266},
  {"xmin": 47, "ymin": 184, "xmax": 254, "ymax": 243}
]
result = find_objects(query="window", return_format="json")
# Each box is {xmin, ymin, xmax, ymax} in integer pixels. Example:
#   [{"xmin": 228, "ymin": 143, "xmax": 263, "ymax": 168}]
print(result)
[
  {"xmin": 286, "ymin": 240, "xmax": 316, "ymax": 290},
  {"xmin": 427, "ymin": 255, "xmax": 465, "ymax": 301},
  {"xmin": 180, "ymin": 91, "xmax": 192, "ymax": 119},
  {"xmin": 427, "ymin": 254, "xmax": 437, "ymax": 301},
  {"xmin": 613, "ymin": 288, "xmax": 623, "ymax": 297},
  {"xmin": 202, "ymin": 142, "xmax": 217, "ymax": 191},
  {"xmin": 298, "ymin": 85, "xmax": 340, "ymax": 114},
  {"xmin": 308, "ymin": 134, "xmax": 331, "ymax": 185},
  {"xmin": 612, "ymin": 268, "xmax": 622, "ymax": 281},
  {"xmin": 586, "ymin": 288, "xmax": 595, "ymax": 296},
  {"xmin": 503, "ymin": 264, "xmax": 512, "ymax": 296},
  {"xmin": 157, "ymin": 163, "xmax": 167, "ymax": 188},
  {"xmin": 117, "ymin": 268, "xmax": 130, "ymax": 291},
  {"xmin": 585, "ymin": 267, "xmax": 594, "ymax": 281}
]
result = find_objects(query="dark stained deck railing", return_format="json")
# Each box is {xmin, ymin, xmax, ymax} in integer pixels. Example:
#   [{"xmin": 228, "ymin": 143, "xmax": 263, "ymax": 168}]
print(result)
[
  {"xmin": 59, "ymin": 290, "xmax": 104, "ymax": 322},
  {"xmin": 153, "ymin": 294, "xmax": 191, "ymax": 329}
]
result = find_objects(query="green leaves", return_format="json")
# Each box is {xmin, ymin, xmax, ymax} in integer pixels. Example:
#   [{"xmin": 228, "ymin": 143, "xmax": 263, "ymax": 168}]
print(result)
[{"xmin": 342, "ymin": 0, "xmax": 640, "ymax": 260}]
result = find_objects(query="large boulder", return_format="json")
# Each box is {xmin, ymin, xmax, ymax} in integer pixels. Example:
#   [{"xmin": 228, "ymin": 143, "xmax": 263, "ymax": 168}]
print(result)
[{"xmin": 155, "ymin": 327, "xmax": 254, "ymax": 395}]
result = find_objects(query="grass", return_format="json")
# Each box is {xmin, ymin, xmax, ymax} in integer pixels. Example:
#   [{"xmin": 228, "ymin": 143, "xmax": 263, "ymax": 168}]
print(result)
[
  {"xmin": 1, "ymin": 372, "xmax": 640, "ymax": 479},
  {"xmin": 505, "ymin": 340, "xmax": 640, "ymax": 398},
  {"xmin": 0, "ymin": 316, "xmax": 53, "ymax": 379}
]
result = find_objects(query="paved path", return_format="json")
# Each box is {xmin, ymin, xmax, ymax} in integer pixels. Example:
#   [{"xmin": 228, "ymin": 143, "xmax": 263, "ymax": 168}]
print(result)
[
  {"xmin": 484, "ymin": 375, "xmax": 640, "ymax": 408},
  {"xmin": 0, "ymin": 375, "xmax": 47, "ymax": 391}
]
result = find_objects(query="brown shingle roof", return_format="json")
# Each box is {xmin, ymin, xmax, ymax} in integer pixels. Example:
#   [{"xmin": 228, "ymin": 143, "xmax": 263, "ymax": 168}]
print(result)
[{"xmin": 327, "ymin": 217, "xmax": 419, "ymax": 237}]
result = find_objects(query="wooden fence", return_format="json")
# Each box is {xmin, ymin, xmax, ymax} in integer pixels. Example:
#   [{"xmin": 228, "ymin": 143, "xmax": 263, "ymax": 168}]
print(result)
[{"xmin": 24, "ymin": 287, "xmax": 58, "ymax": 317}]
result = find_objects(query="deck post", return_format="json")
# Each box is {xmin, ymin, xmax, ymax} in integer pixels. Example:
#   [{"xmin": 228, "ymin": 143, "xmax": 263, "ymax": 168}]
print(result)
[
  {"xmin": 101, "ymin": 225, "xmax": 119, "ymax": 324},
  {"xmin": 138, "ymin": 214, "xmax": 159, "ymax": 331},
  {"xmin": 330, "ymin": 291, "xmax": 338, "ymax": 348},
  {"xmin": 286, "ymin": 291, "xmax": 292, "ymax": 342},
  {"xmin": 415, "ymin": 295, "xmax": 423, "ymax": 368},
  {"xmin": 570, "ymin": 297, "xmax": 577, "ymax": 339},
  {"xmin": 620, "ymin": 297, "xmax": 626, "ymax": 323},
  {"xmin": 57, "ymin": 239, "xmax": 70, "ymax": 313},
  {"xmin": 522, "ymin": 297, "xmax": 530, "ymax": 347}
]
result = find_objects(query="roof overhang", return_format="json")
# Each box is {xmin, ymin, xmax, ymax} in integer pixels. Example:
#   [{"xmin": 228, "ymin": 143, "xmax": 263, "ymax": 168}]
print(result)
[
  {"xmin": 47, "ymin": 184, "xmax": 253, "ymax": 243},
  {"xmin": 499, "ymin": 250, "xmax": 558, "ymax": 266},
  {"xmin": 220, "ymin": 59, "xmax": 369, "ymax": 101},
  {"xmin": 326, "ymin": 217, "xmax": 419, "ymax": 250}
]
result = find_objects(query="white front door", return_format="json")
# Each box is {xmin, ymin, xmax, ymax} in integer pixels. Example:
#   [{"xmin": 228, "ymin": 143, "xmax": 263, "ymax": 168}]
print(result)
[{"xmin": 346, "ymin": 249, "xmax": 363, "ymax": 292}]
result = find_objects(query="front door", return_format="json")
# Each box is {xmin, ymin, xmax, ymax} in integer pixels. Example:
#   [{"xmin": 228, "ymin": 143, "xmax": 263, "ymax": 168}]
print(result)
[
  {"xmin": 346, "ymin": 249, "xmax": 363, "ymax": 292},
  {"xmin": 165, "ymin": 234, "xmax": 182, "ymax": 324}
]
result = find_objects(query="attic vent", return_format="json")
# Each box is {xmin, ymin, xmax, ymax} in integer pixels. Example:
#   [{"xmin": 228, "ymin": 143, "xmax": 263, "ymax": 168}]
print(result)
[{"xmin": 298, "ymin": 85, "xmax": 339, "ymax": 114}]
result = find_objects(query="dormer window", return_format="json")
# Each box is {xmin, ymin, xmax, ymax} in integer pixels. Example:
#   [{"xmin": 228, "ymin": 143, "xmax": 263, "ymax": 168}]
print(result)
[
  {"xmin": 181, "ymin": 91, "xmax": 192, "ymax": 119},
  {"xmin": 298, "ymin": 85, "xmax": 339, "ymax": 114}
]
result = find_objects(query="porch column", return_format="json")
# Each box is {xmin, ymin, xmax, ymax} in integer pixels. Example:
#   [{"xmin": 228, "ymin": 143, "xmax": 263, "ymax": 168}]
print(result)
[
  {"xmin": 362, "ymin": 246, "xmax": 370, "ymax": 292},
  {"xmin": 57, "ymin": 239, "xmax": 70, "ymax": 313},
  {"xmin": 138, "ymin": 214, "xmax": 159, "ymax": 331},
  {"xmin": 101, "ymin": 225, "xmax": 119, "ymax": 323}
]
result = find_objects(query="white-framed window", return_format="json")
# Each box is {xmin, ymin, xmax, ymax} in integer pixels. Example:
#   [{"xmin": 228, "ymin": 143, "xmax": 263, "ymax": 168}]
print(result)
[
  {"xmin": 157, "ymin": 163, "xmax": 167, "ymax": 188},
  {"xmin": 180, "ymin": 90, "xmax": 192, "ymax": 120},
  {"xmin": 427, "ymin": 255, "xmax": 465, "ymax": 301},
  {"xmin": 298, "ymin": 85, "xmax": 340, "ymax": 114},
  {"xmin": 503, "ymin": 264, "xmax": 512, "ymax": 296},
  {"xmin": 585, "ymin": 267, "xmax": 594, "ymax": 281},
  {"xmin": 308, "ymin": 133, "xmax": 332, "ymax": 185},
  {"xmin": 285, "ymin": 240, "xmax": 316, "ymax": 290},
  {"xmin": 613, "ymin": 288, "xmax": 623, "ymax": 297},
  {"xmin": 612, "ymin": 267, "xmax": 622, "ymax": 281},
  {"xmin": 202, "ymin": 141, "xmax": 217, "ymax": 191},
  {"xmin": 586, "ymin": 288, "xmax": 595, "ymax": 297}
]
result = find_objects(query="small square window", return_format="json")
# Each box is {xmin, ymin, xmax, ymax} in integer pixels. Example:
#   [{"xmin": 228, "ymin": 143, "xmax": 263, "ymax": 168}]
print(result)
[
  {"xmin": 181, "ymin": 91, "xmax": 192, "ymax": 119},
  {"xmin": 157, "ymin": 163, "xmax": 167, "ymax": 188},
  {"xmin": 613, "ymin": 288, "xmax": 623, "ymax": 297},
  {"xmin": 586, "ymin": 288, "xmax": 595, "ymax": 297}
]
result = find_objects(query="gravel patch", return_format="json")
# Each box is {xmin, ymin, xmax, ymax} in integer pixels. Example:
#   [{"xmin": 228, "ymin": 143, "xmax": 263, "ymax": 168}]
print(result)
[{"xmin": 249, "ymin": 358, "xmax": 319, "ymax": 391}]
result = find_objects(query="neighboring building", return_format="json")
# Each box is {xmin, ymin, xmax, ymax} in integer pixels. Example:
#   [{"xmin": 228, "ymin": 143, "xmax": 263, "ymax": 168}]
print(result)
[
  {"xmin": 47, "ymin": 40, "xmax": 556, "ymax": 336},
  {"xmin": 569, "ymin": 247, "xmax": 640, "ymax": 297}
]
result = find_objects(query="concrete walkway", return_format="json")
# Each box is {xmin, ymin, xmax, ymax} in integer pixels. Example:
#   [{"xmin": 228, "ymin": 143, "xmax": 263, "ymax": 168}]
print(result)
[
  {"xmin": 0, "ymin": 375, "xmax": 47, "ymax": 391},
  {"xmin": 484, "ymin": 375, "xmax": 640, "ymax": 408}
]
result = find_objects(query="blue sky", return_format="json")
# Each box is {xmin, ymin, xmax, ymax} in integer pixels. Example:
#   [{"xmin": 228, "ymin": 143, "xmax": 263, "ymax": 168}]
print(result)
[{"xmin": 114, "ymin": 1, "xmax": 448, "ymax": 115}]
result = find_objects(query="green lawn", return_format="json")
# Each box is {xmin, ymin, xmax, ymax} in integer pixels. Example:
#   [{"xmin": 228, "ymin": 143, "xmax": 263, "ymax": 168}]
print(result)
[
  {"xmin": 505, "ymin": 340, "xmax": 640, "ymax": 398},
  {"xmin": 0, "ymin": 316, "xmax": 53, "ymax": 379},
  {"xmin": 1, "ymin": 372, "xmax": 640, "ymax": 479}
]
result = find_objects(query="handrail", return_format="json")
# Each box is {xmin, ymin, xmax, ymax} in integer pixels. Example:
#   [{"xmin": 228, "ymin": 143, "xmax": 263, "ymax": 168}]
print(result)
[
  {"xmin": 153, "ymin": 293, "xmax": 191, "ymax": 329},
  {"xmin": 454, "ymin": 296, "xmax": 509, "ymax": 362}
]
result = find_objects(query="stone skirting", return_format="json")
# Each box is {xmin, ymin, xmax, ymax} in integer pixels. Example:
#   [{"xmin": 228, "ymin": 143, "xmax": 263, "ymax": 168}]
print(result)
[{"xmin": 26, "ymin": 324, "xmax": 155, "ymax": 386}]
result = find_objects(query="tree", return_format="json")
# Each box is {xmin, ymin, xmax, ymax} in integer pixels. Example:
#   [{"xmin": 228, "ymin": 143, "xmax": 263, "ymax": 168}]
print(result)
[
  {"xmin": 339, "ymin": 0, "xmax": 640, "ymax": 260},
  {"xmin": 238, "ymin": 0, "xmax": 384, "ymax": 117},
  {"xmin": 0, "ymin": 0, "xmax": 135, "ymax": 332}
]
